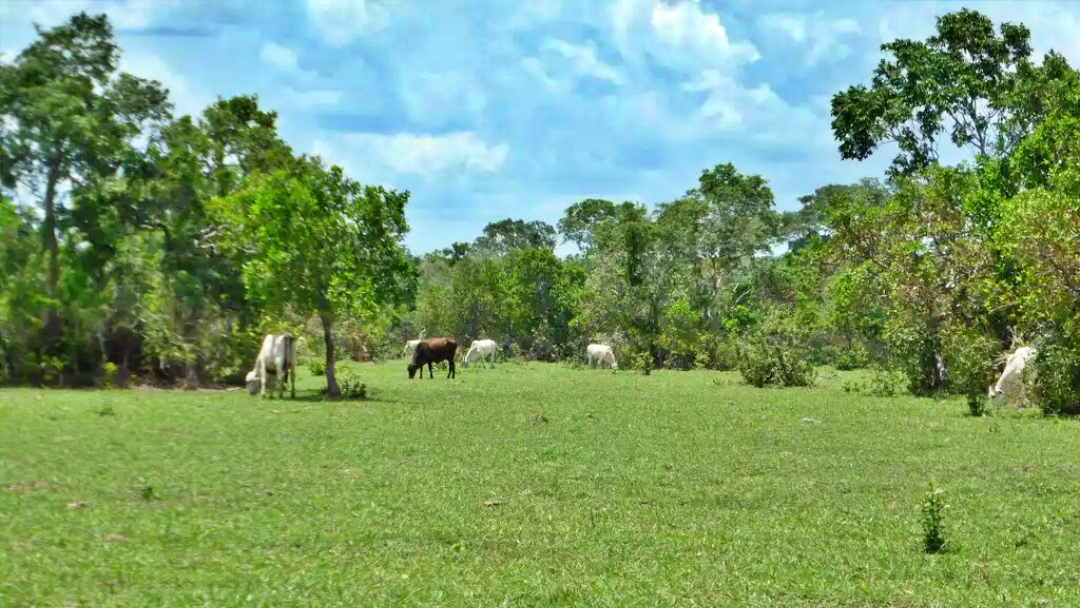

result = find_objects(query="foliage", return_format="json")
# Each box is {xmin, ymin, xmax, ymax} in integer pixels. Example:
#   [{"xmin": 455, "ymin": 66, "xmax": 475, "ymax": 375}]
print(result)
[
  {"xmin": 920, "ymin": 484, "xmax": 948, "ymax": 554},
  {"xmin": 307, "ymin": 359, "xmax": 326, "ymax": 376},
  {"xmin": 736, "ymin": 314, "xmax": 817, "ymax": 388},
  {"xmin": 8, "ymin": 8, "xmax": 1080, "ymax": 419}
]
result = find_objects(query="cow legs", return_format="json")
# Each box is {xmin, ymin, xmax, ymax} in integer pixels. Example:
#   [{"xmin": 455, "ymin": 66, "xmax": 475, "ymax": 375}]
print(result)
[
  {"xmin": 258, "ymin": 357, "xmax": 267, "ymax": 397},
  {"xmin": 448, "ymin": 359, "xmax": 456, "ymax": 379},
  {"xmin": 426, "ymin": 361, "xmax": 434, "ymax": 379}
]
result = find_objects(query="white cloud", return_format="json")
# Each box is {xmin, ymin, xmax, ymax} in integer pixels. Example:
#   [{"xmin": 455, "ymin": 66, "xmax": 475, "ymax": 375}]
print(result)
[
  {"xmin": 281, "ymin": 88, "xmax": 343, "ymax": 109},
  {"xmin": 259, "ymin": 41, "xmax": 317, "ymax": 84},
  {"xmin": 343, "ymin": 132, "xmax": 510, "ymax": 176},
  {"xmin": 305, "ymin": 0, "xmax": 393, "ymax": 47},
  {"xmin": 8, "ymin": 0, "xmax": 185, "ymax": 30},
  {"xmin": 540, "ymin": 39, "xmax": 625, "ymax": 84},
  {"xmin": 118, "ymin": 52, "xmax": 209, "ymax": 118},
  {"xmin": 397, "ymin": 71, "xmax": 488, "ymax": 126},
  {"xmin": 760, "ymin": 11, "xmax": 862, "ymax": 66}
]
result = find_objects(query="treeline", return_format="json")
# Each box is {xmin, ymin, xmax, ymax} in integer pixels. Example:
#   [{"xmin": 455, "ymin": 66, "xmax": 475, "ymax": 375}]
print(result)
[
  {"xmin": 404, "ymin": 9, "xmax": 1080, "ymax": 414},
  {"xmin": 4, "ymin": 10, "xmax": 1080, "ymax": 413}
]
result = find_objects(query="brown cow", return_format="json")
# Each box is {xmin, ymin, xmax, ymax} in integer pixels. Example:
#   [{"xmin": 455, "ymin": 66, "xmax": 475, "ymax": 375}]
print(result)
[{"xmin": 408, "ymin": 337, "xmax": 458, "ymax": 379}]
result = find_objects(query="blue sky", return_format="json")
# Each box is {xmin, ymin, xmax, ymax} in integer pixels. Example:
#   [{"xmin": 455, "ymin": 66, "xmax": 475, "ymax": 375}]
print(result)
[{"xmin": 4, "ymin": 0, "xmax": 1080, "ymax": 256}]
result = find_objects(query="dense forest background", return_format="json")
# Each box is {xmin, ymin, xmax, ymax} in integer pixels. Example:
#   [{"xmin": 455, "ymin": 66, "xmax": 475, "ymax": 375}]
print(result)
[{"xmin": 3, "ymin": 10, "xmax": 1080, "ymax": 411}]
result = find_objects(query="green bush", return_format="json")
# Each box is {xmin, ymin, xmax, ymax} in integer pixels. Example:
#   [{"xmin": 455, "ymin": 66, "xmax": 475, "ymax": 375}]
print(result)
[
  {"xmin": 736, "ymin": 336, "xmax": 816, "ymax": 388},
  {"xmin": 101, "ymin": 362, "xmax": 119, "ymax": 389},
  {"xmin": 941, "ymin": 327, "xmax": 999, "ymax": 417},
  {"xmin": 1032, "ymin": 343, "xmax": 1080, "ymax": 416},
  {"xmin": 307, "ymin": 359, "xmax": 326, "ymax": 376}
]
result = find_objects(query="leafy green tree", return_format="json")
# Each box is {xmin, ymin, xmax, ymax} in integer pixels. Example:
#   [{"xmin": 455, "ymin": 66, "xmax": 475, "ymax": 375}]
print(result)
[
  {"xmin": 557, "ymin": 198, "xmax": 617, "ymax": 252},
  {"xmin": 0, "ymin": 12, "xmax": 170, "ymax": 353},
  {"xmin": 213, "ymin": 156, "xmax": 413, "ymax": 396},
  {"xmin": 471, "ymin": 218, "xmax": 556, "ymax": 256},
  {"xmin": 831, "ymin": 9, "xmax": 1034, "ymax": 177}
]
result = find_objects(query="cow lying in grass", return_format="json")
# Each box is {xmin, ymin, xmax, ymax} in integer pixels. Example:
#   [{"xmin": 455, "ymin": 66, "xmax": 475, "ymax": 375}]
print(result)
[
  {"xmin": 462, "ymin": 338, "xmax": 497, "ymax": 368},
  {"xmin": 246, "ymin": 333, "xmax": 296, "ymax": 399},
  {"xmin": 408, "ymin": 337, "xmax": 458, "ymax": 379},
  {"xmin": 586, "ymin": 343, "xmax": 618, "ymax": 369},
  {"xmin": 988, "ymin": 346, "xmax": 1037, "ymax": 409}
]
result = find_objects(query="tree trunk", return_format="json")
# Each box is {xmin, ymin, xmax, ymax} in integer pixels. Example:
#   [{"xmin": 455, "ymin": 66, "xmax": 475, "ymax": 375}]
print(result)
[
  {"xmin": 41, "ymin": 148, "xmax": 64, "ymax": 352},
  {"xmin": 322, "ymin": 313, "xmax": 340, "ymax": 397}
]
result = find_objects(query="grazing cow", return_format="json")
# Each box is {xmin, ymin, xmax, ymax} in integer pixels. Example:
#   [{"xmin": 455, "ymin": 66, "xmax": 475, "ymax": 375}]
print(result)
[
  {"xmin": 402, "ymin": 329, "xmax": 426, "ymax": 358},
  {"xmin": 586, "ymin": 343, "xmax": 618, "ymax": 369},
  {"xmin": 408, "ymin": 337, "xmax": 458, "ymax": 379},
  {"xmin": 246, "ymin": 333, "xmax": 296, "ymax": 399},
  {"xmin": 462, "ymin": 338, "xmax": 497, "ymax": 369},
  {"xmin": 988, "ymin": 346, "xmax": 1038, "ymax": 409}
]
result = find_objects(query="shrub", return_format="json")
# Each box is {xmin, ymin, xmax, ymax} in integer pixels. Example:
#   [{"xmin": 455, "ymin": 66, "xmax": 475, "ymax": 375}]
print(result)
[
  {"xmin": 1032, "ymin": 343, "xmax": 1080, "ymax": 416},
  {"xmin": 307, "ymin": 359, "xmax": 326, "ymax": 376},
  {"xmin": 736, "ymin": 329, "xmax": 816, "ymax": 389},
  {"xmin": 941, "ymin": 328, "xmax": 999, "ymax": 417},
  {"xmin": 101, "ymin": 362, "xmax": 119, "ymax": 390}
]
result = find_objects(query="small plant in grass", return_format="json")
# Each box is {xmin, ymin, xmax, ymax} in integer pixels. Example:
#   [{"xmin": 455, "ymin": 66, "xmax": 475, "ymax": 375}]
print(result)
[
  {"xmin": 920, "ymin": 483, "xmax": 948, "ymax": 554},
  {"xmin": 307, "ymin": 359, "xmax": 326, "ymax": 376},
  {"xmin": 322, "ymin": 370, "xmax": 366, "ymax": 400},
  {"xmin": 868, "ymin": 368, "xmax": 903, "ymax": 397},
  {"xmin": 96, "ymin": 404, "xmax": 115, "ymax": 417},
  {"xmin": 101, "ymin": 362, "xmax": 119, "ymax": 389}
]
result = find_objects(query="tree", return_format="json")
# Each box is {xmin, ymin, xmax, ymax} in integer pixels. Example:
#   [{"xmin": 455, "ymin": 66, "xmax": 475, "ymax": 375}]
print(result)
[
  {"xmin": 557, "ymin": 198, "xmax": 617, "ymax": 251},
  {"xmin": 212, "ymin": 156, "xmax": 413, "ymax": 396},
  {"xmin": 0, "ymin": 12, "xmax": 170, "ymax": 353},
  {"xmin": 471, "ymin": 218, "xmax": 556, "ymax": 256},
  {"xmin": 831, "ymin": 9, "xmax": 1034, "ymax": 177}
]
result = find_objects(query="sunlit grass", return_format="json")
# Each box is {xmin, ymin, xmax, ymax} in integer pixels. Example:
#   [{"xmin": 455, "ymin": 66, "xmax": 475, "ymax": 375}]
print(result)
[{"xmin": 2, "ymin": 362, "xmax": 1079, "ymax": 607}]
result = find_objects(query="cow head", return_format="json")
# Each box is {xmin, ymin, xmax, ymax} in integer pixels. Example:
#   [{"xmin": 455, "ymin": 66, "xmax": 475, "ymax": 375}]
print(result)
[
  {"xmin": 407, "ymin": 363, "xmax": 419, "ymax": 379},
  {"xmin": 987, "ymin": 384, "xmax": 1006, "ymax": 407},
  {"xmin": 245, "ymin": 371, "xmax": 258, "ymax": 395}
]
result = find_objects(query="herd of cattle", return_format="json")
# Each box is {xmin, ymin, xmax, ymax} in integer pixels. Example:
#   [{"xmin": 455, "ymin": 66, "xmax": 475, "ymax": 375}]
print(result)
[
  {"xmin": 243, "ymin": 332, "xmax": 618, "ymax": 397},
  {"xmin": 243, "ymin": 331, "xmax": 1037, "ymax": 409}
]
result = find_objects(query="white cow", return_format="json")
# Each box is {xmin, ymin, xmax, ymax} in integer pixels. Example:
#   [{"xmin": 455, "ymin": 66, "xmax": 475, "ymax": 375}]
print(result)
[
  {"xmin": 246, "ymin": 333, "xmax": 296, "ymax": 399},
  {"xmin": 462, "ymin": 338, "xmax": 497, "ymax": 368},
  {"xmin": 403, "ymin": 329, "xmax": 426, "ymax": 358},
  {"xmin": 988, "ymin": 346, "xmax": 1038, "ymax": 409},
  {"xmin": 586, "ymin": 343, "xmax": 618, "ymax": 369}
]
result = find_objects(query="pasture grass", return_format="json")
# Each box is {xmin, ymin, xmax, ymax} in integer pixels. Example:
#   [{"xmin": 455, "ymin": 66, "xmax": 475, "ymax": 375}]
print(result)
[{"xmin": 2, "ymin": 361, "xmax": 1080, "ymax": 607}]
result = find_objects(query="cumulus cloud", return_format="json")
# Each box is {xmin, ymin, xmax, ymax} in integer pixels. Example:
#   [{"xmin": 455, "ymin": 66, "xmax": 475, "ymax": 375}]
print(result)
[
  {"xmin": 304, "ymin": 0, "xmax": 393, "ymax": 47},
  {"xmin": 614, "ymin": 0, "xmax": 759, "ymax": 73},
  {"xmin": 259, "ymin": 41, "xmax": 317, "ymax": 84},
  {"xmin": 8, "ymin": 0, "xmax": 184, "ymax": 30},
  {"xmin": 351, "ymin": 132, "xmax": 509, "ymax": 175},
  {"xmin": 760, "ymin": 11, "xmax": 861, "ymax": 65},
  {"xmin": 397, "ymin": 70, "xmax": 488, "ymax": 128},
  {"xmin": 540, "ymin": 39, "xmax": 625, "ymax": 84}
]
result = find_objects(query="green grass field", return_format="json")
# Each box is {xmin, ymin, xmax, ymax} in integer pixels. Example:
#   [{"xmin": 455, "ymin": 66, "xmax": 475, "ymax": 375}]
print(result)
[{"xmin": 2, "ymin": 362, "xmax": 1079, "ymax": 607}]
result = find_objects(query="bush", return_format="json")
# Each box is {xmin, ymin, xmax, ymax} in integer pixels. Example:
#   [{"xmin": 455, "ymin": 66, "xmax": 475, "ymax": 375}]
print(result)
[
  {"xmin": 736, "ymin": 336, "xmax": 816, "ymax": 388},
  {"xmin": 307, "ymin": 359, "xmax": 326, "ymax": 376},
  {"xmin": 1032, "ymin": 343, "xmax": 1080, "ymax": 416},
  {"xmin": 941, "ymin": 328, "xmax": 999, "ymax": 417},
  {"xmin": 101, "ymin": 362, "xmax": 119, "ymax": 389},
  {"xmin": 834, "ymin": 342, "xmax": 870, "ymax": 371}
]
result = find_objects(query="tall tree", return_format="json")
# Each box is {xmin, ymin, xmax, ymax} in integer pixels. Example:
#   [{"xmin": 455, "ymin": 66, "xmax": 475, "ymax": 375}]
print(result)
[
  {"xmin": 0, "ymin": 12, "xmax": 169, "ymax": 352},
  {"xmin": 211, "ymin": 156, "xmax": 413, "ymax": 396},
  {"xmin": 831, "ymin": 9, "xmax": 1034, "ymax": 177},
  {"xmin": 471, "ymin": 218, "xmax": 556, "ymax": 256}
]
